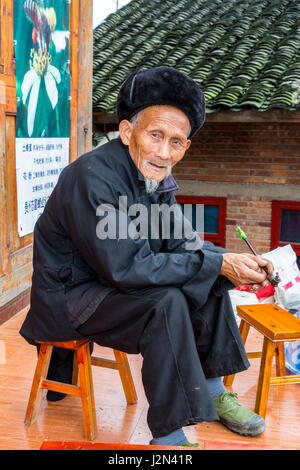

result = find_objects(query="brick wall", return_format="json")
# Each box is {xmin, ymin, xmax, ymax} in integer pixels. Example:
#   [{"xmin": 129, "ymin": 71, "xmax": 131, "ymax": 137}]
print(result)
[
  {"xmin": 225, "ymin": 195, "xmax": 272, "ymax": 254},
  {"xmin": 173, "ymin": 121, "xmax": 300, "ymax": 253},
  {"xmin": 173, "ymin": 122, "xmax": 300, "ymax": 185}
]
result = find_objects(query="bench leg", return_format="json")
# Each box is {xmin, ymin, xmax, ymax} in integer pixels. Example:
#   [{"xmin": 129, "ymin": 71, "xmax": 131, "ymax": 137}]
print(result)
[
  {"xmin": 114, "ymin": 350, "xmax": 138, "ymax": 405},
  {"xmin": 25, "ymin": 344, "xmax": 53, "ymax": 425},
  {"xmin": 255, "ymin": 337, "xmax": 275, "ymax": 419},
  {"xmin": 77, "ymin": 342, "xmax": 98, "ymax": 440},
  {"xmin": 223, "ymin": 320, "xmax": 250, "ymax": 387}
]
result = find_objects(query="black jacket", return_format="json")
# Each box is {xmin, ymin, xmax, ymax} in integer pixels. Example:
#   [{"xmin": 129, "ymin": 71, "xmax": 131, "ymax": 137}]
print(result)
[{"xmin": 20, "ymin": 138, "xmax": 230, "ymax": 344}]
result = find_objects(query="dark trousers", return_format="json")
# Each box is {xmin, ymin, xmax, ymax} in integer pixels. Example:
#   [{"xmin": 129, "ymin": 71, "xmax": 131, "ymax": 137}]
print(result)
[
  {"xmin": 80, "ymin": 286, "xmax": 250, "ymax": 437},
  {"xmin": 46, "ymin": 286, "xmax": 250, "ymax": 438}
]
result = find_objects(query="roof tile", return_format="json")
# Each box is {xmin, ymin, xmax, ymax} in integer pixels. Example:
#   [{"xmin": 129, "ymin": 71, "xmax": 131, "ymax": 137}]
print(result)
[{"xmin": 93, "ymin": 0, "xmax": 300, "ymax": 114}]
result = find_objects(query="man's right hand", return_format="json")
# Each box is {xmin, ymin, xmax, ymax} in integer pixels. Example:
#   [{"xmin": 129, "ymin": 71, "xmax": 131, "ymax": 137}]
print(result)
[{"xmin": 220, "ymin": 252, "xmax": 273, "ymax": 289}]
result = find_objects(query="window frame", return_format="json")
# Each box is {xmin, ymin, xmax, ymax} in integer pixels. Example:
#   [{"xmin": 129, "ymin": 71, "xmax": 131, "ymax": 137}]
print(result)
[
  {"xmin": 175, "ymin": 195, "xmax": 226, "ymax": 247},
  {"xmin": 271, "ymin": 200, "xmax": 300, "ymax": 259}
]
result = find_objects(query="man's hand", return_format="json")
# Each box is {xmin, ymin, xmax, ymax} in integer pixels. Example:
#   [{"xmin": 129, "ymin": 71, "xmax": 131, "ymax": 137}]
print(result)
[{"xmin": 220, "ymin": 253, "xmax": 274, "ymax": 290}]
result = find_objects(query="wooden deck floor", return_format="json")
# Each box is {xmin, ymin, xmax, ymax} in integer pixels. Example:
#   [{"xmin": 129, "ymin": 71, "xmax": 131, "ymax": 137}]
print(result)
[{"xmin": 0, "ymin": 307, "xmax": 300, "ymax": 450}]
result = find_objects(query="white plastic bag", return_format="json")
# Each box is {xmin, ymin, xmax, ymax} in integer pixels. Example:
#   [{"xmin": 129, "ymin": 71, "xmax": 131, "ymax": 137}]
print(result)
[
  {"xmin": 228, "ymin": 289, "xmax": 258, "ymax": 325},
  {"xmin": 284, "ymin": 309, "xmax": 300, "ymax": 374},
  {"xmin": 262, "ymin": 245, "xmax": 300, "ymax": 311}
]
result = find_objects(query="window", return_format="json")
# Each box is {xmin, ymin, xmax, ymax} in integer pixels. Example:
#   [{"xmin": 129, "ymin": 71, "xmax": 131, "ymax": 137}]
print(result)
[
  {"xmin": 271, "ymin": 200, "xmax": 300, "ymax": 269},
  {"xmin": 175, "ymin": 196, "xmax": 226, "ymax": 247}
]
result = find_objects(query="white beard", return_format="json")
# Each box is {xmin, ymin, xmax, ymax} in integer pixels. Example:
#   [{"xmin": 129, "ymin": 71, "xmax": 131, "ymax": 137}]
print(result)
[{"xmin": 145, "ymin": 178, "xmax": 160, "ymax": 194}]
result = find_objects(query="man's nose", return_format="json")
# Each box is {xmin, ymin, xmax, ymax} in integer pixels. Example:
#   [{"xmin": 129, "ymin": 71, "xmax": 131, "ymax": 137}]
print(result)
[{"xmin": 157, "ymin": 139, "xmax": 170, "ymax": 160}]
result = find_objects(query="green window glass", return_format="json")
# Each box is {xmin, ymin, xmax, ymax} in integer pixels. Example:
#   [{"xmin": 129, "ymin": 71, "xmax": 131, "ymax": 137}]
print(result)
[
  {"xmin": 180, "ymin": 204, "xmax": 219, "ymax": 233},
  {"xmin": 280, "ymin": 210, "xmax": 300, "ymax": 244}
]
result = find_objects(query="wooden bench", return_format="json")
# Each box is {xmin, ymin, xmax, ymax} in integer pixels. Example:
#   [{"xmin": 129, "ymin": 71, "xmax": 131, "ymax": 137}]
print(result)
[
  {"xmin": 25, "ymin": 339, "xmax": 137, "ymax": 440},
  {"xmin": 224, "ymin": 304, "xmax": 300, "ymax": 418}
]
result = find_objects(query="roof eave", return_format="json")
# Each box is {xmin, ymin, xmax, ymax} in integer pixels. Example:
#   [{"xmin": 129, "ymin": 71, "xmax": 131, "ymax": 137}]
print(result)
[{"xmin": 93, "ymin": 108, "xmax": 300, "ymax": 124}]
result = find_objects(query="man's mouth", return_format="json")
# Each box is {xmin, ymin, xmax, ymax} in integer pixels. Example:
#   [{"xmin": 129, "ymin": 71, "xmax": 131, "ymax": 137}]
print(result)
[{"xmin": 148, "ymin": 161, "xmax": 168, "ymax": 171}]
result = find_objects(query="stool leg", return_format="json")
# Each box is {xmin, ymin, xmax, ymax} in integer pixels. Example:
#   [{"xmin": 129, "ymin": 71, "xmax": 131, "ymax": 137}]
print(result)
[
  {"xmin": 25, "ymin": 344, "xmax": 53, "ymax": 425},
  {"xmin": 275, "ymin": 342, "xmax": 286, "ymax": 377},
  {"xmin": 77, "ymin": 343, "xmax": 98, "ymax": 440},
  {"xmin": 255, "ymin": 337, "xmax": 275, "ymax": 419},
  {"xmin": 223, "ymin": 320, "xmax": 250, "ymax": 387},
  {"xmin": 113, "ymin": 350, "xmax": 138, "ymax": 405},
  {"xmin": 72, "ymin": 351, "xmax": 79, "ymax": 385}
]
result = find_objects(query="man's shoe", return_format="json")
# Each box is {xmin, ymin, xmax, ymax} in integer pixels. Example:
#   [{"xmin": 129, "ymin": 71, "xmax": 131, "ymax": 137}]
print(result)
[
  {"xmin": 179, "ymin": 442, "xmax": 199, "ymax": 447},
  {"xmin": 213, "ymin": 392, "xmax": 265, "ymax": 436}
]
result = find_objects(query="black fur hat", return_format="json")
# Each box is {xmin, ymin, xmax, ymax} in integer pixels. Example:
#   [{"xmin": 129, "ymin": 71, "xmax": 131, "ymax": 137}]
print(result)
[{"xmin": 116, "ymin": 66, "xmax": 206, "ymax": 137}]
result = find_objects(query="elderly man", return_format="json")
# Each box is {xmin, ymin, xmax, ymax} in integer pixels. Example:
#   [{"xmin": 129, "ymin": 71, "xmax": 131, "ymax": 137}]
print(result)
[{"xmin": 20, "ymin": 67, "xmax": 272, "ymax": 446}]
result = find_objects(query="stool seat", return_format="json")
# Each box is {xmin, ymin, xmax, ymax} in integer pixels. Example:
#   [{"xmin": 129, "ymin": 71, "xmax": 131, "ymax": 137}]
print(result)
[
  {"xmin": 237, "ymin": 304, "xmax": 300, "ymax": 341},
  {"xmin": 25, "ymin": 339, "xmax": 138, "ymax": 440},
  {"xmin": 35, "ymin": 339, "xmax": 90, "ymax": 349},
  {"xmin": 224, "ymin": 304, "xmax": 300, "ymax": 419}
]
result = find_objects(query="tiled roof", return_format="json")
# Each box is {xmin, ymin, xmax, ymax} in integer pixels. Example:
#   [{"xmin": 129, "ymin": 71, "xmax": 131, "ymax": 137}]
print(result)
[{"xmin": 93, "ymin": 0, "xmax": 300, "ymax": 115}]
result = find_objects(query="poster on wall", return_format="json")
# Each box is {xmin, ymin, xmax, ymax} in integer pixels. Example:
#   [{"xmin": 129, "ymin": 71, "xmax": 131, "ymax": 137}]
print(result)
[{"xmin": 14, "ymin": 0, "xmax": 71, "ymax": 236}]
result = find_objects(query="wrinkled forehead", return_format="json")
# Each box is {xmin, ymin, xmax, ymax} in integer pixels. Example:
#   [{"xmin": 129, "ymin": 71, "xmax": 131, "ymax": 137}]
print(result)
[{"xmin": 133, "ymin": 105, "xmax": 191, "ymax": 137}]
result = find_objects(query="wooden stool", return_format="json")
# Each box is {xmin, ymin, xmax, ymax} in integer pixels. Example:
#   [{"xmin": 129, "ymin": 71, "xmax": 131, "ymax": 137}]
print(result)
[
  {"xmin": 25, "ymin": 339, "xmax": 138, "ymax": 440},
  {"xmin": 224, "ymin": 304, "xmax": 300, "ymax": 419}
]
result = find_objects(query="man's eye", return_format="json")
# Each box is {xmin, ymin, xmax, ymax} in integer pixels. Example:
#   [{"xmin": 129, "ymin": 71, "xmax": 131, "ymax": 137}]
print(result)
[{"xmin": 151, "ymin": 133, "xmax": 159, "ymax": 139}]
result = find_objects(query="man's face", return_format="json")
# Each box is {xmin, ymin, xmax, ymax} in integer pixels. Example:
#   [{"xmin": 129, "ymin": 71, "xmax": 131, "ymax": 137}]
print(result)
[{"xmin": 119, "ymin": 105, "xmax": 191, "ymax": 182}]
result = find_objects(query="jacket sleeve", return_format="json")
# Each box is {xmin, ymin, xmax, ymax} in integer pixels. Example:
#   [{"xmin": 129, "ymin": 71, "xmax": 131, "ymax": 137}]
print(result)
[
  {"xmin": 61, "ymin": 169, "xmax": 228, "ymax": 308},
  {"xmin": 161, "ymin": 193, "xmax": 234, "ymax": 304}
]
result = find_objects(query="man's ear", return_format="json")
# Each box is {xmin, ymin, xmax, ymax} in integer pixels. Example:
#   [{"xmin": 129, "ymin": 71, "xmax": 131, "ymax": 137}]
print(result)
[
  {"xmin": 119, "ymin": 120, "xmax": 133, "ymax": 146},
  {"xmin": 185, "ymin": 139, "xmax": 191, "ymax": 151}
]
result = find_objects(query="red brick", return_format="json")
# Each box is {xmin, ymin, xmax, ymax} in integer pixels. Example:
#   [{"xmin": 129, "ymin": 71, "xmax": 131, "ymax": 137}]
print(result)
[
  {"xmin": 225, "ymin": 219, "xmax": 237, "ymax": 225},
  {"xmin": 287, "ymin": 178, "xmax": 300, "ymax": 184},
  {"xmin": 272, "ymin": 171, "xmax": 293, "ymax": 177},
  {"xmin": 263, "ymin": 177, "xmax": 287, "ymax": 184},
  {"xmin": 228, "ymin": 201, "xmax": 249, "ymax": 207},
  {"xmin": 259, "ymin": 221, "xmax": 272, "ymax": 227},
  {"xmin": 240, "ymin": 177, "xmax": 265, "ymax": 183}
]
